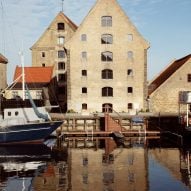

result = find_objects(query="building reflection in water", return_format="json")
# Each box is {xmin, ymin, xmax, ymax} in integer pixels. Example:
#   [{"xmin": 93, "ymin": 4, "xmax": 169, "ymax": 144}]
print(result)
[
  {"xmin": 1, "ymin": 138, "xmax": 191, "ymax": 190},
  {"xmin": 66, "ymin": 137, "xmax": 149, "ymax": 191}
]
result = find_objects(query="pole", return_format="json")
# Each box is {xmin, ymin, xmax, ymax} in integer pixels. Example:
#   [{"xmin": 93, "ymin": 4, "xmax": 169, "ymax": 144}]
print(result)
[{"xmin": 19, "ymin": 51, "xmax": 25, "ymax": 101}]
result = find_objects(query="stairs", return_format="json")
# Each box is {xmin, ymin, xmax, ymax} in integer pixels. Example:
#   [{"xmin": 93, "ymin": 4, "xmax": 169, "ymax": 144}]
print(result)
[{"xmin": 105, "ymin": 113, "xmax": 126, "ymax": 132}]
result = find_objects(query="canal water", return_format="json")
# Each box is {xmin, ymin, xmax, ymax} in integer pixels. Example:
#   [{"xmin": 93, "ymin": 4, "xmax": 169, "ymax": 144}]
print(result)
[{"xmin": 0, "ymin": 137, "xmax": 191, "ymax": 191}]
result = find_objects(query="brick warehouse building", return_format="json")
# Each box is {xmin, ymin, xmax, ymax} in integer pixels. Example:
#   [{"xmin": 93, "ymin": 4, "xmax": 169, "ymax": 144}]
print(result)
[{"xmin": 31, "ymin": 0, "xmax": 149, "ymax": 114}]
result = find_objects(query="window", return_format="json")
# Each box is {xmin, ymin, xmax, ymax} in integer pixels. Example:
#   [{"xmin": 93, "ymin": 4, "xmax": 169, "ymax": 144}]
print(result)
[
  {"xmin": 128, "ymin": 34, "xmax": 133, "ymax": 41},
  {"xmin": 58, "ymin": 62, "xmax": 65, "ymax": 70},
  {"xmin": 101, "ymin": 51, "xmax": 113, "ymax": 62},
  {"xmin": 102, "ymin": 69, "xmax": 113, "ymax": 79},
  {"xmin": 82, "ymin": 103, "xmax": 87, "ymax": 110},
  {"xmin": 102, "ymin": 87, "xmax": 113, "ymax": 97},
  {"xmin": 82, "ymin": 70, "xmax": 87, "ymax": 76},
  {"xmin": 58, "ymin": 74, "xmax": 66, "ymax": 81},
  {"xmin": 101, "ymin": 34, "xmax": 113, "ymax": 44},
  {"xmin": 57, "ymin": 22, "xmax": 65, "ymax": 30},
  {"xmin": 58, "ymin": 50, "xmax": 65, "ymax": 58},
  {"xmin": 42, "ymin": 63, "xmax": 45, "ymax": 67},
  {"xmin": 12, "ymin": 91, "xmax": 18, "ymax": 99},
  {"xmin": 102, "ymin": 103, "xmax": 113, "ymax": 113},
  {"xmin": 15, "ymin": 111, "xmax": 19, "ymax": 116},
  {"xmin": 82, "ymin": 87, "xmax": 87, "ymax": 94},
  {"xmin": 101, "ymin": 16, "xmax": 112, "ymax": 27},
  {"xmin": 36, "ymin": 91, "xmax": 42, "ymax": 99},
  {"xmin": 82, "ymin": 51, "xmax": 87, "ymax": 59},
  {"xmin": 42, "ymin": 52, "xmax": 45, "ymax": 58},
  {"xmin": 188, "ymin": 74, "xmax": 191, "ymax": 82},
  {"xmin": 128, "ymin": 103, "xmax": 133, "ymax": 109},
  {"xmin": 127, "ymin": 87, "xmax": 133, "ymax": 93},
  {"xmin": 81, "ymin": 34, "xmax": 87, "ymax": 41},
  {"xmin": 58, "ymin": 36, "xmax": 65, "ymax": 45},
  {"xmin": 128, "ymin": 51, "xmax": 133, "ymax": 60},
  {"xmin": 127, "ymin": 69, "xmax": 133, "ymax": 76}
]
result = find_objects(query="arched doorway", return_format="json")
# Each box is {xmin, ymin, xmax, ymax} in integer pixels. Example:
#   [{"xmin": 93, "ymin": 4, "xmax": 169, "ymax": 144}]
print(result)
[{"xmin": 102, "ymin": 103, "xmax": 113, "ymax": 113}]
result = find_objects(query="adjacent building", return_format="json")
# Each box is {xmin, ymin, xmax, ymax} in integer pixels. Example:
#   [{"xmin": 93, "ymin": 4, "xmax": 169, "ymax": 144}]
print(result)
[
  {"xmin": 31, "ymin": 12, "xmax": 77, "ymax": 111},
  {"xmin": 4, "ymin": 66, "xmax": 54, "ymax": 103},
  {"xmin": 65, "ymin": 0, "xmax": 149, "ymax": 114},
  {"xmin": 148, "ymin": 54, "xmax": 191, "ymax": 114},
  {"xmin": 0, "ymin": 53, "xmax": 8, "ymax": 91}
]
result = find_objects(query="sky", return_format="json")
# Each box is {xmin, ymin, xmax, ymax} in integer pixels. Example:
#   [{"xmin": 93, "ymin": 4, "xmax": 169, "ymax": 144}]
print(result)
[{"xmin": 0, "ymin": 0, "xmax": 191, "ymax": 84}]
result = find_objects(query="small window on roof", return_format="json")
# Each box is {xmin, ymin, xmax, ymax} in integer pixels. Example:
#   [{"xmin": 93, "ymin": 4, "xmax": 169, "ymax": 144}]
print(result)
[{"xmin": 57, "ymin": 22, "xmax": 65, "ymax": 30}]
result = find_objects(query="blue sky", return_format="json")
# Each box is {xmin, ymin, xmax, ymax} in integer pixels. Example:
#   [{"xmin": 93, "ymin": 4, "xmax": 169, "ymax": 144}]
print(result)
[{"xmin": 0, "ymin": 0, "xmax": 191, "ymax": 84}]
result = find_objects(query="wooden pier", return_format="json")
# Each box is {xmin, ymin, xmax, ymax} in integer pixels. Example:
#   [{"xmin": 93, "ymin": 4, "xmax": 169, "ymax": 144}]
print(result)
[
  {"xmin": 51, "ymin": 113, "xmax": 161, "ymax": 140},
  {"xmin": 60, "ymin": 130, "xmax": 160, "ymax": 138}
]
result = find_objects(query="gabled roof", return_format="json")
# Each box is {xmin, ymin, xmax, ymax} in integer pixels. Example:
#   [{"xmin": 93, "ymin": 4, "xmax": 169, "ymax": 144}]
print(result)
[
  {"xmin": 31, "ymin": 12, "xmax": 77, "ymax": 49},
  {"xmin": 14, "ymin": 66, "xmax": 53, "ymax": 83},
  {"xmin": 65, "ymin": 0, "xmax": 149, "ymax": 49},
  {"xmin": 148, "ymin": 54, "xmax": 191, "ymax": 95},
  {"xmin": 0, "ymin": 53, "xmax": 8, "ymax": 64}
]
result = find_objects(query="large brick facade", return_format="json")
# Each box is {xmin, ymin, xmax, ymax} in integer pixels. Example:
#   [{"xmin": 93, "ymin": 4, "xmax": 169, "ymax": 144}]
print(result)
[
  {"xmin": 65, "ymin": 0, "xmax": 149, "ymax": 114},
  {"xmin": 31, "ymin": 12, "xmax": 77, "ymax": 111}
]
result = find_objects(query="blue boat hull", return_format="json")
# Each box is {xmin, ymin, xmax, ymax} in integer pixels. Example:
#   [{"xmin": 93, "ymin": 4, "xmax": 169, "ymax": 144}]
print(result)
[{"xmin": 0, "ymin": 121, "xmax": 63, "ymax": 144}]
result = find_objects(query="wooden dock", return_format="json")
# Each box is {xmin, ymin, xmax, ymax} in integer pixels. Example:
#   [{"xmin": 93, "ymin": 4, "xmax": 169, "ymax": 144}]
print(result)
[{"xmin": 58, "ymin": 130, "xmax": 160, "ymax": 138}]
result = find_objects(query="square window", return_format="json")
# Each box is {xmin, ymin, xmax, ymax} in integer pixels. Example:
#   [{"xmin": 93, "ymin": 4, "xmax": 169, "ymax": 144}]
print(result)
[
  {"xmin": 58, "ymin": 50, "xmax": 65, "ymax": 58},
  {"xmin": 82, "ymin": 52, "xmax": 87, "ymax": 59},
  {"xmin": 82, "ymin": 87, "xmax": 87, "ymax": 94},
  {"xmin": 82, "ymin": 103, "xmax": 87, "ymax": 110},
  {"xmin": 82, "ymin": 70, "xmax": 87, "ymax": 76},
  {"xmin": 101, "ymin": 16, "xmax": 112, "ymax": 27},
  {"xmin": 128, "ymin": 103, "xmax": 133, "ymax": 109},
  {"xmin": 128, "ymin": 34, "xmax": 133, "ymax": 41},
  {"xmin": 127, "ymin": 69, "xmax": 133, "ymax": 76},
  {"xmin": 188, "ymin": 74, "xmax": 191, "ymax": 82},
  {"xmin": 42, "ymin": 52, "xmax": 45, "ymax": 58},
  {"xmin": 57, "ymin": 22, "xmax": 65, "ymax": 30},
  {"xmin": 127, "ymin": 87, "xmax": 133, "ymax": 93},
  {"xmin": 81, "ymin": 34, "xmax": 87, "ymax": 41},
  {"xmin": 58, "ymin": 36, "xmax": 65, "ymax": 45}
]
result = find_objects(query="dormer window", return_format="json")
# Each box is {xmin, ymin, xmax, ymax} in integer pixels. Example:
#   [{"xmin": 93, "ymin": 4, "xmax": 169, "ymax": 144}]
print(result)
[{"xmin": 57, "ymin": 22, "xmax": 65, "ymax": 30}]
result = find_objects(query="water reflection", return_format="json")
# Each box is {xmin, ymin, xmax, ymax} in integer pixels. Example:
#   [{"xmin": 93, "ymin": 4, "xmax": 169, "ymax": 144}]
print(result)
[{"xmin": 0, "ymin": 137, "xmax": 191, "ymax": 190}]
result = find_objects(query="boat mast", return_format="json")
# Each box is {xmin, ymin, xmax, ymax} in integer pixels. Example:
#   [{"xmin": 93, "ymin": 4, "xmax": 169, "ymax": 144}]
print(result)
[{"xmin": 20, "ymin": 51, "xmax": 25, "ymax": 101}]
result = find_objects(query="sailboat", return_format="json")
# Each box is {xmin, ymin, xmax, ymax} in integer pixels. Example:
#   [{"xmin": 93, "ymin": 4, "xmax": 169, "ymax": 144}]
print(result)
[{"xmin": 0, "ymin": 52, "xmax": 63, "ymax": 144}]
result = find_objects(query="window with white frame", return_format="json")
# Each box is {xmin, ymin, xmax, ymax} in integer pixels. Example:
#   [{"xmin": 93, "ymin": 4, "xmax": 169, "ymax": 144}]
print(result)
[{"xmin": 58, "ymin": 36, "xmax": 65, "ymax": 45}]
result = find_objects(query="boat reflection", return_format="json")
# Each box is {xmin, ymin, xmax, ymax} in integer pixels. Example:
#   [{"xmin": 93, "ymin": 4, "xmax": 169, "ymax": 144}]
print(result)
[{"xmin": 0, "ymin": 143, "xmax": 68, "ymax": 191}]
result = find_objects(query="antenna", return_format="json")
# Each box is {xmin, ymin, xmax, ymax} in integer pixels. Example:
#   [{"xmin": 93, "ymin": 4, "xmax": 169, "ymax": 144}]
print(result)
[{"xmin": 61, "ymin": 0, "xmax": 64, "ymax": 12}]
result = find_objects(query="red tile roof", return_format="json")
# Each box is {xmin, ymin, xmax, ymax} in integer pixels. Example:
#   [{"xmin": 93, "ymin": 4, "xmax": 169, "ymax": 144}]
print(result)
[
  {"xmin": 14, "ymin": 66, "xmax": 53, "ymax": 83},
  {"xmin": 0, "ymin": 53, "xmax": 8, "ymax": 64},
  {"xmin": 148, "ymin": 54, "xmax": 191, "ymax": 95}
]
